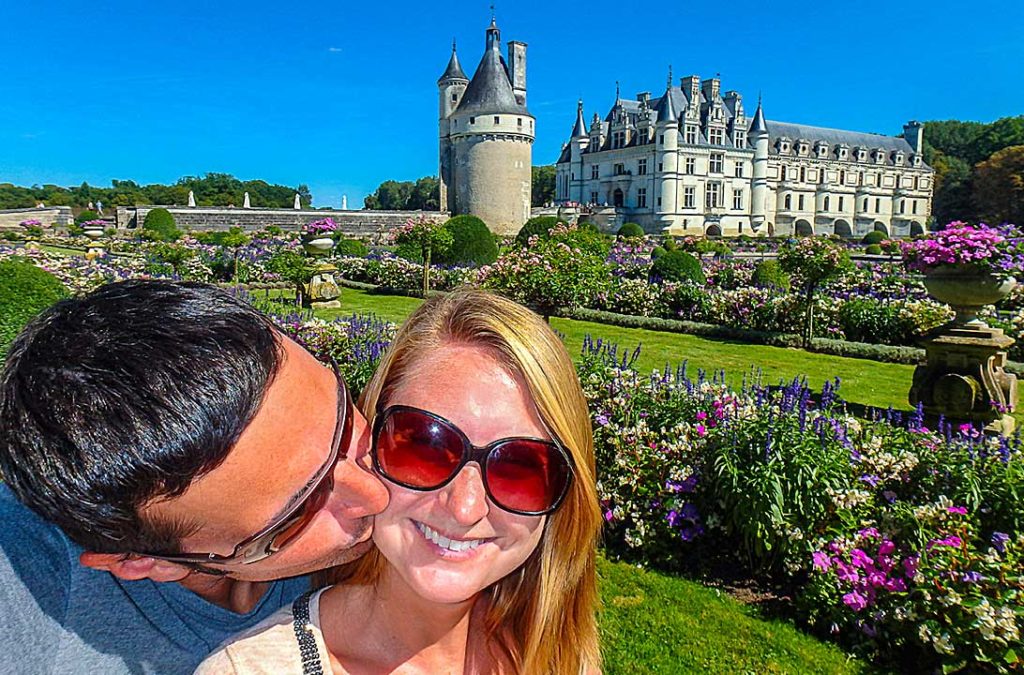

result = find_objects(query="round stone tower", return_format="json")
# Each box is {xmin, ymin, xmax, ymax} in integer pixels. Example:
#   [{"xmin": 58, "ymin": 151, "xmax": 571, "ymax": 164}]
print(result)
[{"xmin": 443, "ymin": 18, "xmax": 535, "ymax": 235}]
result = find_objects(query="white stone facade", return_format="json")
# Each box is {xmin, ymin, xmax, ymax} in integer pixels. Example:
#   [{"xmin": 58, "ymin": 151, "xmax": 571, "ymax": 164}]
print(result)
[{"xmin": 555, "ymin": 75, "xmax": 933, "ymax": 238}]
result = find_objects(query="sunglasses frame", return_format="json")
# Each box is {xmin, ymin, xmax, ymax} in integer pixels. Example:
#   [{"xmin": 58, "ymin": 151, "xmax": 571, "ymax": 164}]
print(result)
[
  {"xmin": 371, "ymin": 404, "xmax": 574, "ymax": 517},
  {"xmin": 136, "ymin": 360, "xmax": 352, "ymax": 567}
]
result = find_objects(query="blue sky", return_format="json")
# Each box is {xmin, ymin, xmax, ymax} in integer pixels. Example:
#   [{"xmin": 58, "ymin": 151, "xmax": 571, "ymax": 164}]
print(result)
[{"xmin": 1, "ymin": 0, "xmax": 1022, "ymax": 207}]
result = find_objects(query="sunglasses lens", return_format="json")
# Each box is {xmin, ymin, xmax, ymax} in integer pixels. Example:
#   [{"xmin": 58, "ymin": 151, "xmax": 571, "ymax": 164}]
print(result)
[
  {"xmin": 268, "ymin": 474, "xmax": 334, "ymax": 552},
  {"xmin": 486, "ymin": 440, "xmax": 571, "ymax": 514},
  {"xmin": 377, "ymin": 409, "xmax": 463, "ymax": 488}
]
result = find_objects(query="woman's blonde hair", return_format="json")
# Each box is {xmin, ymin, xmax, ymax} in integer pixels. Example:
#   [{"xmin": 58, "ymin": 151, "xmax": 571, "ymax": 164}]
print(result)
[{"xmin": 331, "ymin": 289, "xmax": 601, "ymax": 673}]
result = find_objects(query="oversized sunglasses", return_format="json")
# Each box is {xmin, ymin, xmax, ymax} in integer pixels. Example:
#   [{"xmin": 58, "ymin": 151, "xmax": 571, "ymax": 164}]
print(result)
[
  {"xmin": 371, "ymin": 405, "xmax": 573, "ymax": 516},
  {"xmin": 137, "ymin": 361, "xmax": 352, "ymax": 566}
]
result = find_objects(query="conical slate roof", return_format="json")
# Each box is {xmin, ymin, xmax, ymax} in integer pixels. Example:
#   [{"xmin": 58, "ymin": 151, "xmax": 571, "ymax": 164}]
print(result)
[
  {"xmin": 571, "ymin": 100, "xmax": 587, "ymax": 138},
  {"xmin": 438, "ymin": 46, "xmax": 468, "ymax": 83},
  {"xmin": 749, "ymin": 97, "xmax": 767, "ymax": 134},
  {"xmin": 456, "ymin": 42, "xmax": 528, "ymax": 115},
  {"xmin": 655, "ymin": 85, "xmax": 677, "ymax": 124}
]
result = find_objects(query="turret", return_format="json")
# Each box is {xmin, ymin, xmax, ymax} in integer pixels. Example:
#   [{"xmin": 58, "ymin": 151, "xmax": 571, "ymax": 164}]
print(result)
[
  {"xmin": 438, "ymin": 40, "xmax": 469, "ymax": 214},
  {"xmin": 749, "ymin": 96, "xmax": 770, "ymax": 232},
  {"xmin": 655, "ymin": 70, "xmax": 679, "ymax": 222},
  {"xmin": 569, "ymin": 100, "xmax": 589, "ymax": 203}
]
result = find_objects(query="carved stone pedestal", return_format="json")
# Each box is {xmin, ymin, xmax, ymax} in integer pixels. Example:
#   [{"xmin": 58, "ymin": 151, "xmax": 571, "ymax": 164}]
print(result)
[
  {"xmin": 910, "ymin": 323, "xmax": 1017, "ymax": 435},
  {"xmin": 300, "ymin": 263, "xmax": 341, "ymax": 310}
]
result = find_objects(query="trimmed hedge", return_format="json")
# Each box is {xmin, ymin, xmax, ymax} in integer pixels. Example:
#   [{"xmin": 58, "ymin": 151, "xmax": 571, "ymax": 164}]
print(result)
[
  {"xmin": 650, "ymin": 250, "xmax": 706, "ymax": 284},
  {"xmin": 617, "ymin": 222, "xmax": 645, "ymax": 239},
  {"xmin": 75, "ymin": 210, "xmax": 99, "ymax": 225},
  {"xmin": 0, "ymin": 259, "xmax": 68, "ymax": 355},
  {"xmin": 333, "ymin": 237, "xmax": 369, "ymax": 258},
  {"xmin": 142, "ymin": 208, "xmax": 181, "ymax": 242},
  {"xmin": 865, "ymin": 244, "xmax": 883, "ymax": 255},
  {"xmin": 862, "ymin": 230, "xmax": 886, "ymax": 245},
  {"xmin": 516, "ymin": 216, "xmax": 562, "ymax": 245},
  {"xmin": 751, "ymin": 259, "xmax": 791, "ymax": 291},
  {"xmin": 437, "ymin": 215, "xmax": 497, "ymax": 266}
]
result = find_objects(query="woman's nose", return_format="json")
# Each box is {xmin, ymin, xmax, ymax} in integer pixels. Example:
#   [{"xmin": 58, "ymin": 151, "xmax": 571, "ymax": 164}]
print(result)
[{"xmin": 441, "ymin": 463, "xmax": 490, "ymax": 525}]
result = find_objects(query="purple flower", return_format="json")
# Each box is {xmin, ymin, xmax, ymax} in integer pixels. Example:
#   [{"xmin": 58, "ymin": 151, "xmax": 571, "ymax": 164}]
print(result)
[
  {"xmin": 877, "ymin": 540, "xmax": 896, "ymax": 557},
  {"xmin": 882, "ymin": 490, "xmax": 898, "ymax": 503},
  {"xmin": 603, "ymin": 509, "xmax": 614, "ymax": 523},
  {"xmin": 947, "ymin": 505, "xmax": 968, "ymax": 515},
  {"xmin": 850, "ymin": 548, "xmax": 875, "ymax": 569},
  {"xmin": 812, "ymin": 551, "xmax": 832, "ymax": 571},
  {"xmin": 930, "ymin": 535, "xmax": 963, "ymax": 549},
  {"xmin": 858, "ymin": 527, "xmax": 880, "ymax": 540},
  {"xmin": 836, "ymin": 562, "xmax": 860, "ymax": 584},
  {"xmin": 842, "ymin": 591, "xmax": 869, "ymax": 612},
  {"xmin": 595, "ymin": 413, "xmax": 610, "ymax": 427},
  {"xmin": 884, "ymin": 578, "xmax": 907, "ymax": 592},
  {"xmin": 903, "ymin": 556, "xmax": 919, "ymax": 578},
  {"xmin": 666, "ymin": 474, "xmax": 698, "ymax": 493},
  {"xmin": 961, "ymin": 571, "xmax": 985, "ymax": 584},
  {"xmin": 992, "ymin": 532, "xmax": 1010, "ymax": 553}
]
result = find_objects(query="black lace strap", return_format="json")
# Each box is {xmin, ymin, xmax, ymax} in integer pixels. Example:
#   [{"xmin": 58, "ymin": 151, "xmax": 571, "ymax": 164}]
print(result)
[{"xmin": 291, "ymin": 590, "xmax": 325, "ymax": 675}]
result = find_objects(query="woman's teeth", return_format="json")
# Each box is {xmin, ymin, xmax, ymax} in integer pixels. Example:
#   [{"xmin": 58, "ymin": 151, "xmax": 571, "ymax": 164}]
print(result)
[{"xmin": 416, "ymin": 522, "xmax": 482, "ymax": 552}]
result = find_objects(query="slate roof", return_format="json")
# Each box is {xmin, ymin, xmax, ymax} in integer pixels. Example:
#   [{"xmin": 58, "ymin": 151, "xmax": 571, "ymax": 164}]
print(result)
[
  {"xmin": 455, "ymin": 42, "xmax": 528, "ymax": 115},
  {"xmin": 654, "ymin": 86, "xmax": 677, "ymax": 123},
  {"xmin": 749, "ymin": 100, "xmax": 767, "ymax": 134},
  {"xmin": 766, "ymin": 120, "xmax": 915, "ymax": 156},
  {"xmin": 571, "ymin": 100, "xmax": 587, "ymax": 138},
  {"xmin": 438, "ymin": 48, "xmax": 468, "ymax": 83}
]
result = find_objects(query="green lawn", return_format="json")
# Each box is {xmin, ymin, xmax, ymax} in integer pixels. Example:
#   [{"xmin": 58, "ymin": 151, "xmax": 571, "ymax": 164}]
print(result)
[
  {"xmin": 318, "ymin": 287, "xmax": 916, "ymax": 411},
  {"xmin": 597, "ymin": 557, "xmax": 866, "ymax": 674}
]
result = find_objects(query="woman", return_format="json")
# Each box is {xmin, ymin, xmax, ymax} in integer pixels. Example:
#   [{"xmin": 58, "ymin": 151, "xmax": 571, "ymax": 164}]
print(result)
[{"xmin": 197, "ymin": 289, "xmax": 602, "ymax": 674}]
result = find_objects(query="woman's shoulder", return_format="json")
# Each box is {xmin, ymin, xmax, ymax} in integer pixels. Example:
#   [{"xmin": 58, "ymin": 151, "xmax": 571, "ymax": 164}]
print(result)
[{"xmin": 194, "ymin": 587, "xmax": 332, "ymax": 675}]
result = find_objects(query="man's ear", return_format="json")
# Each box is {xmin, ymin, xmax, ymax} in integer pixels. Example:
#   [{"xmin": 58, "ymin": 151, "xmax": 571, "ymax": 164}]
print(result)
[{"xmin": 79, "ymin": 552, "xmax": 193, "ymax": 583}]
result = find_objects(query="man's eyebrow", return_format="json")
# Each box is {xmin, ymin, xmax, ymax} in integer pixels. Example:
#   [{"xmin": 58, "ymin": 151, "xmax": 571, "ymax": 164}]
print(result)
[{"xmin": 267, "ymin": 469, "xmax": 322, "ymax": 526}]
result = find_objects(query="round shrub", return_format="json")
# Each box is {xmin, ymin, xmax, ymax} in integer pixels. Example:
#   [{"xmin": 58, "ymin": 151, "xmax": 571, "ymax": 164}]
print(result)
[
  {"xmin": 333, "ymin": 237, "xmax": 368, "ymax": 258},
  {"xmin": 651, "ymin": 246, "xmax": 667, "ymax": 260},
  {"xmin": 752, "ymin": 259, "xmax": 791, "ymax": 291},
  {"xmin": 0, "ymin": 259, "xmax": 68, "ymax": 355},
  {"xmin": 394, "ymin": 241, "xmax": 423, "ymax": 263},
  {"xmin": 663, "ymin": 237, "xmax": 677, "ymax": 252},
  {"xmin": 577, "ymin": 220, "xmax": 601, "ymax": 235},
  {"xmin": 650, "ymin": 250, "xmax": 706, "ymax": 285},
  {"xmin": 865, "ymin": 244, "xmax": 883, "ymax": 255},
  {"xmin": 617, "ymin": 222, "xmax": 645, "ymax": 239},
  {"xmin": 516, "ymin": 216, "xmax": 561, "ymax": 246},
  {"xmin": 142, "ymin": 208, "xmax": 180, "ymax": 242},
  {"xmin": 437, "ymin": 215, "xmax": 498, "ymax": 266},
  {"xmin": 861, "ymin": 230, "xmax": 885, "ymax": 245},
  {"xmin": 75, "ymin": 210, "xmax": 99, "ymax": 225}
]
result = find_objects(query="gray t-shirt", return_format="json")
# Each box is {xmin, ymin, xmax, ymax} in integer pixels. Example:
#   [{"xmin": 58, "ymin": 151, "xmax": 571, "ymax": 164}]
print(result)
[{"xmin": 0, "ymin": 483, "xmax": 309, "ymax": 674}]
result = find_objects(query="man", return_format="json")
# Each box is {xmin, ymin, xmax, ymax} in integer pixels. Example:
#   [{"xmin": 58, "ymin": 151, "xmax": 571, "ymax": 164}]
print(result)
[{"xmin": 0, "ymin": 280, "xmax": 390, "ymax": 674}]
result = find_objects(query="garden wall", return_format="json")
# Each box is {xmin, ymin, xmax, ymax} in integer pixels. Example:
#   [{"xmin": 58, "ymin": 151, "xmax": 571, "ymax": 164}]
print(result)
[
  {"xmin": 0, "ymin": 206, "xmax": 74, "ymax": 229},
  {"xmin": 114, "ymin": 206, "xmax": 449, "ymax": 238}
]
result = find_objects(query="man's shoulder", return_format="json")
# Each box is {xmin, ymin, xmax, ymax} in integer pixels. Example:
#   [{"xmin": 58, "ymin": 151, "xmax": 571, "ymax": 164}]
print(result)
[{"xmin": 0, "ymin": 483, "xmax": 75, "ymax": 589}]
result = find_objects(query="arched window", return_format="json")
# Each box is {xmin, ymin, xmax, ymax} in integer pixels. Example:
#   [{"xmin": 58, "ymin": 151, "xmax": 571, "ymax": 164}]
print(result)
[
  {"xmin": 784, "ymin": 194, "xmax": 792, "ymax": 210},
  {"xmin": 824, "ymin": 196, "xmax": 830, "ymax": 212}
]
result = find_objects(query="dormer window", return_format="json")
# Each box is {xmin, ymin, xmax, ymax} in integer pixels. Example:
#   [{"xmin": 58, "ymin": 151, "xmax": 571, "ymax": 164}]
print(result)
[
  {"xmin": 470, "ymin": 117, "xmax": 476, "ymax": 125},
  {"xmin": 685, "ymin": 125, "xmax": 698, "ymax": 144},
  {"xmin": 797, "ymin": 141, "xmax": 810, "ymax": 156},
  {"xmin": 815, "ymin": 142, "xmax": 829, "ymax": 158},
  {"xmin": 893, "ymin": 151, "xmax": 905, "ymax": 166},
  {"xmin": 837, "ymin": 145, "xmax": 850, "ymax": 160},
  {"xmin": 777, "ymin": 138, "xmax": 791, "ymax": 154},
  {"xmin": 855, "ymin": 147, "xmax": 867, "ymax": 162},
  {"xmin": 709, "ymin": 128, "xmax": 725, "ymax": 145},
  {"xmin": 494, "ymin": 116, "xmax": 500, "ymax": 124},
  {"xmin": 873, "ymin": 149, "xmax": 886, "ymax": 164},
  {"xmin": 911, "ymin": 153, "xmax": 923, "ymax": 167},
  {"xmin": 734, "ymin": 131, "xmax": 746, "ymax": 148}
]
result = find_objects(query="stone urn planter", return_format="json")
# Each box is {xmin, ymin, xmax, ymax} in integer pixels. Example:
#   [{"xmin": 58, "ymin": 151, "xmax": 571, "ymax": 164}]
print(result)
[
  {"xmin": 922, "ymin": 265, "xmax": 1017, "ymax": 327},
  {"xmin": 83, "ymin": 225, "xmax": 104, "ymax": 240},
  {"xmin": 301, "ymin": 234, "xmax": 335, "ymax": 256}
]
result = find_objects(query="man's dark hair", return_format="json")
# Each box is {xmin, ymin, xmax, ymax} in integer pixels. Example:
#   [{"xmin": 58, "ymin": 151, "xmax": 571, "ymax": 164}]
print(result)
[{"xmin": 0, "ymin": 280, "xmax": 282, "ymax": 554}]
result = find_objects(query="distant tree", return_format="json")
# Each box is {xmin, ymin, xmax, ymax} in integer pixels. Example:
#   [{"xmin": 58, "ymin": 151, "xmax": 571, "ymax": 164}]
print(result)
[
  {"xmin": 436, "ymin": 215, "xmax": 497, "ymax": 266},
  {"xmin": 142, "ymin": 208, "xmax": 181, "ymax": 242},
  {"xmin": 409, "ymin": 176, "xmax": 440, "ymax": 210},
  {"xmin": 974, "ymin": 146, "xmax": 1024, "ymax": 224},
  {"xmin": 930, "ymin": 152, "xmax": 975, "ymax": 223},
  {"xmin": 532, "ymin": 165, "xmax": 555, "ymax": 206},
  {"xmin": 363, "ymin": 177, "xmax": 439, "ymax": 211},
  {"xmin": 219, "ymin": 227, "xmax": 251, "ymax": 283},
  {"xmin": 975, "ymin": 117, "xmax": 1024, "ymax": 164}
]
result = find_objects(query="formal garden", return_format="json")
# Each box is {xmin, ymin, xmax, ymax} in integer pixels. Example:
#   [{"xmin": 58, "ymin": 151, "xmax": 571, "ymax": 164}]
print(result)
[{"xmin": 1, "ymin": 209, "xmax": 1022, "ymax": 673}]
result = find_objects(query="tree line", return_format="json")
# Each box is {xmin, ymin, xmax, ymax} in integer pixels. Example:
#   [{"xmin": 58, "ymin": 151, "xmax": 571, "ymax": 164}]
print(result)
[
  {"xmin": 0, "ymin": 173, "xmax": 312, "ymax": 210},
  {"xmin": 362, "ymin": 168, "xmax": 556, "ymax": 211},
  {"xmin": 925, "ymin": 115, "xmax": 1024, "ymax": 224}
]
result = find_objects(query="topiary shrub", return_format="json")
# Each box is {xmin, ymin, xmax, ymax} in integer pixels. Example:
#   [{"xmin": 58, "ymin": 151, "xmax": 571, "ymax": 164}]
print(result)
[
  {"xmin": 75, "ymin": 210, "xmax": 99, "ymax": 225},
  {"xmin": 437, "ymin": 215, "xmax": 498, "ymax": 266},
  {"xmin": 394, "ymin": 241, "xmax": 423, "ymax": 263},
  {"xmin": 617, "ymin": 222, "xmax": 645, "ymax": 239},
  {"xmin": 651, "ymin": 246, "xmax": 667, "ymax": 259},
  {"xmin": 333, "ymin": 236, "xmax": 369, "ymax": 258},
  {"xmin": 516, "ymin": 216, "xmax": 561, "ymax": 246},
  {"xmin": 650, "ymin": 249, "xmax": 706, "ymax": 284},
  {"xmin": 752, "ymin": 259, "xmax": 791, "ymax": 291},
  {"xmin": 0, "ymin": 259, "xmax": 68, "ymax": 355},
  {"xmin": 861, "ymin": 230, "xmax": 886, "ymax": 245},
  {"xmin": 142, "ymin": 208, "xmax": 181, "ymax": 242},
  {"xmin": 865, "ymin": 243, "xmax": 883, "ymax": 255}
]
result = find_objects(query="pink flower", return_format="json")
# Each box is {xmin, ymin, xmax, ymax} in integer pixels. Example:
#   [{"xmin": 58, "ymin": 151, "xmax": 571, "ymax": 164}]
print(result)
[
  {"xmin": 695, "ymin": 411, "xmax": 708, "ymax": 421},
  {"xmin": 695, "ymin": 424, "xmax": 707, "ymax": 437},
  {"xmin": 947, "ymin": 506, "xmax": 968, "ymax": 515},
  {"xmin": 877, "ymin": 540, "xmax": 896, "ymax": 556},
  {"xmin": 903, "ymin": 556, "xmax": 919, "ymax": 578},
  {"xmin": 842, "ymin": 591, "xmax": 869, "ymax": 612},
  {"xmin": 812, "ymin": 551, "xmax": 832, "ymax": 571},
  {"xmin": 850, "ymin": 549, "xmax": 874, "ymax": 569}
]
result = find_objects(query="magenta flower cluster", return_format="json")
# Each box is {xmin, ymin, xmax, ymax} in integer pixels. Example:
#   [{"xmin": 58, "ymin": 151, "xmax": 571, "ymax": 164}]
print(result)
[
  {"xmin": 812, "ymin": 528, "xmax": 916, "ymax": 613},
  {"xmin": 901, "ymin": 221, "xmax": 1024, "ymax": 278},
  {"xmin": 303, "ymin": 217, "xmax": 338, "ymax": 235}
]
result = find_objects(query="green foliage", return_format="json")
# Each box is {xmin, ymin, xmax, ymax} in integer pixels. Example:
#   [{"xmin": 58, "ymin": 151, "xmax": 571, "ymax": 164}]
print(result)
[
  {"xmin": 24, "ymin": 225, "xmax": 44, "ymax": 238},
  {"xmin": 531, "ymin": 165, "xmax": 556, "ymax": 207},
  {"xmin": 650, "ymin": 250, "xmax": 706, "ymax": 285},
  {"xmin": 861, "ymin": 230, "xmax": 886, "ymax": 245},
  {"xmin": 0, "ymin": 174, "xmax": 311, "ymax": 210},
  {"xmin": 865, "ymin": 243, "xmax": 883, "ymax": 255},
  {"xmin": 393, "ymin": 218, "xmax": 454, "ymax": 296},
  {"xmin": 393, "ymin": 241, "xmax": 423, "ymax": 263},
  {"xmin": 778, "ymin": 238, "xmax": 853, "ymax": 347},
  {"xmin": 74, "ymin": 210, "xmax": 100, "ymax": 225},
  {"xmin": 665, "ymin": 283, "xmax": 712, "ymax": 320},
  {"xmin": 142, "ymin": 208, "xmax": 181, "ymax": 242},
  {"xmin": 0, "ymin": 259, "xmax": 68, "ymax": 355},
  {"xmin": 266, "ymin": 249, "xmax": 315, "ymax": 285},
  {"xmin": 651, "ymin": 246, "xmax": 667, "ymax": 259},
  {"xmin": 436, "ymin": 215, "xmax": 498, "ymax": 266},
  {"xmin": 332, "ymin": 236, "xmax": 368, "ymax": 258},
  {"xmin": 516, "ymin": 215, "xmax": 561, "ymax": 246},
  {"xmin": 617, "ymin": 222, "xmax": 645, "ymax": 239},
  {"xmin": 148, "ymin": 243, "xmax": 196, "ymax": 277},
  {"xmin": 663, "ymin": 237, "xmax": 678, "ymax": 252},
  {"xmin": 264, "ymin": 225, "xmax": 283, "ymax": 236},
  {"xmin": 751, "ymin": 259, "xmax": 791, "ymax": 291},
  {"xmin": 974, "ymin": 145, "xmax": 1024, "ymax": 224},
  {"xmin": 67, "ymin": 224, "xmax": 84, "ymax": 237},
  {"xmin": 363, "ymin": 176, "xmax": 439, "ymax": 211}
]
